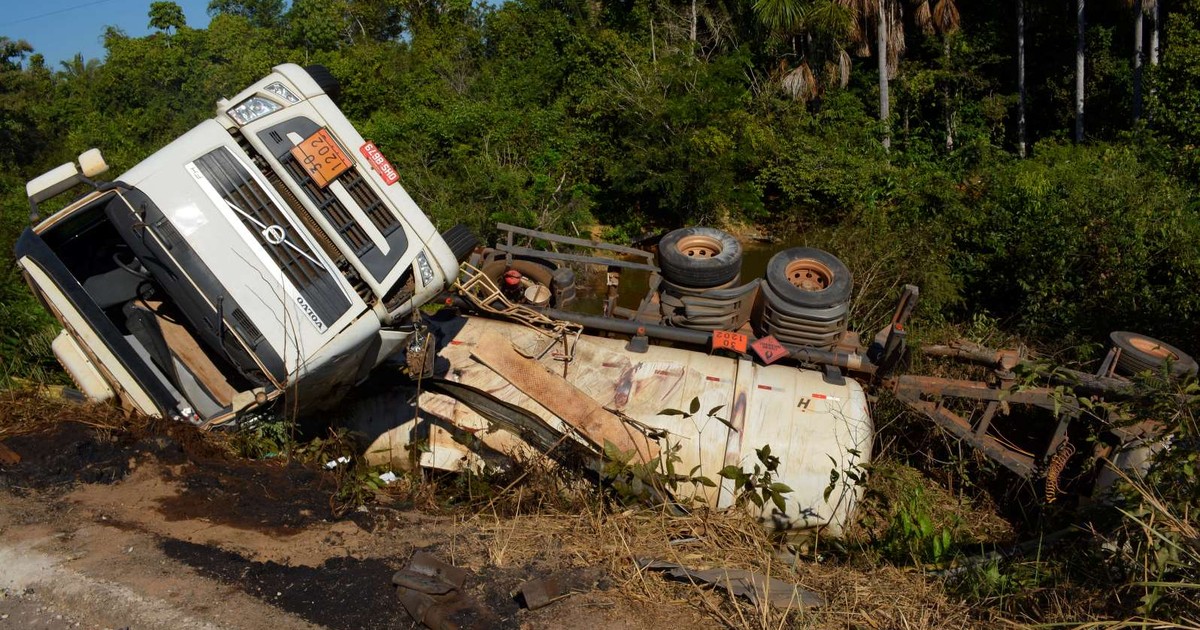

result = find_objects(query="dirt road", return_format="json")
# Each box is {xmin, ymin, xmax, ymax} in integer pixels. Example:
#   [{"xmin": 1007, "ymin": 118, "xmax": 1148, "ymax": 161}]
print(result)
[{"xmin": 0, "ymin": 418, "xmax": 715, "ymax": 630}]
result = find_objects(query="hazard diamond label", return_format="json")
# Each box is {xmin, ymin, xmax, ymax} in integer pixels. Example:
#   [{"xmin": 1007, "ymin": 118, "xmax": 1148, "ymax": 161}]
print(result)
[{"xmin": 751, "ymin": 335, "xmax": 789, "ymax": 364}]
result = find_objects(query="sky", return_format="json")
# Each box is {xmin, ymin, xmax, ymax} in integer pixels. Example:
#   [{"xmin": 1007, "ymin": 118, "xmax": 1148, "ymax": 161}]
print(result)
[{"xmin": 1, "ymin": 0, "xmax": 214, "ymax": 67}]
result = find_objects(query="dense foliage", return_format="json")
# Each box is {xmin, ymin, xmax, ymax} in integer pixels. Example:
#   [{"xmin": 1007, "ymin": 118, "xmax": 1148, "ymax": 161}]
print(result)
[
  {"xmin": 3, "ymin": 0, "xmax": 1200, "ymax": 623},
  {"xmin": 3, "ymin": 0, "xmax": 1197, "ymax": 369}
]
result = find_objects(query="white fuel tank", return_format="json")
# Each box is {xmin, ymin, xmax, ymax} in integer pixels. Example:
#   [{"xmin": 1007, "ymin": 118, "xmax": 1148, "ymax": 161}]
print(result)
[{"xmin": 348, "ymin": 316, "xmax": 872, "ymax": 536}]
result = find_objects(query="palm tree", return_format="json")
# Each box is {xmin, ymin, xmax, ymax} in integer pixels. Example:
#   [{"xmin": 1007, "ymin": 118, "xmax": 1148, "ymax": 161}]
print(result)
[
  {"xmin": 756, "ymin": 0, "xmax": 902, "ymax": 147},
  {"xmin": 752, "ymin": 0, "xmax": 854, "ymax": 101},
  {"xmin": 835, "ymin": 0, "xmax": 903, "ymax": 148},
  {"xmin": 1129, "ymin": 0, "xmax": 1148, "ymax": 122},
  {"xmin": 1017, "ymin": 0, "xmax": 1027, "ymax": 157},
  {"xmin": 914, "ymin": 0, "xmax": 961, "ymax": 150},
  {"xmin": 1075, "ymin": 0, "xmax": 1085, "ymax": 143},
  {"xmin": 1149, "ymin": 0, "xmax": 1160, "ymax": 65}
]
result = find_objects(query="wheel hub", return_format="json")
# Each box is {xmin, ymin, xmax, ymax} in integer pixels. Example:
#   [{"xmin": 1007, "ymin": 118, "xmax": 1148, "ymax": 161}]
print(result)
[
  {"xmin": 1129, "ymin": 336, "xmax": 1177, "ymax": 361},
  {"xmin": 676, "ymin": 235, "xmax": 722, "ymax": 258},
  {"xmin": 785, "ymin": 259, "xmax": 832, "ymax": 292}
]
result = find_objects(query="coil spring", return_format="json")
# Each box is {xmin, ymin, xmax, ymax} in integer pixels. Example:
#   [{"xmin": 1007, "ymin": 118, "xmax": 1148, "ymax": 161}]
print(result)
[{"xmin": 1044, "ymin": 440, "xmax": 1076, "ymax": 503}]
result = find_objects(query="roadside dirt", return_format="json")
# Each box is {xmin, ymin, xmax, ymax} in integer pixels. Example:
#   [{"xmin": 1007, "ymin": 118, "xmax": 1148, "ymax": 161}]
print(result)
[{"xmin": 0, "ymin": 418, "xmax": 719, "ymax": 630}]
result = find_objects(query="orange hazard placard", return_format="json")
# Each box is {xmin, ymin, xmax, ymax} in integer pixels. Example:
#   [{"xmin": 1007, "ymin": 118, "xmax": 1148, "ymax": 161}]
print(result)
[
  {"xmin": 711, "ymin": 330, "xmax": 748, "ymax": 354},
  {"xmin": 751, "ymin": 335, "xmax": 790, "ymax": 365},
  {"xmin": 290, "ymin": 129, "xmax": 352, "ymax": 188}
]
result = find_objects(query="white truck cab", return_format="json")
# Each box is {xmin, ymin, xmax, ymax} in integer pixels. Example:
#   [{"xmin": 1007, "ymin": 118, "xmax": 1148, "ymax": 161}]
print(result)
[{"xmin": 17, "ymin": 64, "xmax": 473, "ymax": 425}]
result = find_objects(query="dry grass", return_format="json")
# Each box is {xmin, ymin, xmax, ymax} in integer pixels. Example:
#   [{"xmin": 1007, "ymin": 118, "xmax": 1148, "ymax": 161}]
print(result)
[
  {"xmin": 461, "ymin": 501, "xmax": 991, "ymax": 629},
  {"xmin": 0, "ymin": 386, "xmax": 135, "ymax": 440},
  {"xmin": 0, "ymin": 385, "xmax": 1143, "ymax": 629}
]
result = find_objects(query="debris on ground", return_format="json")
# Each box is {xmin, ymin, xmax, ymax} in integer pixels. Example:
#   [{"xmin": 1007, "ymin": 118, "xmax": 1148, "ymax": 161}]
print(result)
[
  {"xmin": 512, "ymin": 567, "xmax": 606, "ymax": 610},
  {"xmin": 637, "ymin": 558, "xmax": 825, "ymax": 610},
  {"xmin": 325, "ymin": 456, "xmax": 351, "ymax": 470},
  {"xmin": 0, "ymin": 441, "xmax": 19, "ymax": 466},
  {"xmin": 392, "ymin": 551, "xmax": 500, "ymax": 630}
]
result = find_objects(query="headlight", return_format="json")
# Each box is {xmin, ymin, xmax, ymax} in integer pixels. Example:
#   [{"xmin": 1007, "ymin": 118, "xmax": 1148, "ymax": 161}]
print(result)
[
  {"xmin": 263, "ymin": 81, "xmax": 300, "ymax": 104},
  {"xmin": 226, "ymin": 96, "xmax": 282, "ymax": 125}
]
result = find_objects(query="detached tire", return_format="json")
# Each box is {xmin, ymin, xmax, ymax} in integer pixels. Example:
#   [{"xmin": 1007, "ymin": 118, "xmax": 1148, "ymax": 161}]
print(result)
[
  {"xmin": 304, "ymin": 65, "xmax": 340, "ymax": 102},
  {"xmin": 657, "ymin": 227, "xmax": 742, "ymax": 288},
  {"xmin": 764, "ymin": 247, "xmax": 852, "ymax": 309},
  {"xmin": 1110, "ymin": 331, "xmax": 1198, "ymax": 378},
  {"xmin": 441, "ymin": 224, "xmax": 479, "ymax": 264}
]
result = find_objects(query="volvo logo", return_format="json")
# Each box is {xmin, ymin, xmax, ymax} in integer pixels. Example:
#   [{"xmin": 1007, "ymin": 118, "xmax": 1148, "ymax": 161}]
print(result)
[{"xmin": 261, "ymin": 224, "xmax": 287, "ymax": 245}]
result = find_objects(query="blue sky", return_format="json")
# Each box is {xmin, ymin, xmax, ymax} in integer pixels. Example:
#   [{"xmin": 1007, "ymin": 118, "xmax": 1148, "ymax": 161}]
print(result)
[{"xmin": 1, "ymin": 0, "xmax": 214, "ymax": 66}]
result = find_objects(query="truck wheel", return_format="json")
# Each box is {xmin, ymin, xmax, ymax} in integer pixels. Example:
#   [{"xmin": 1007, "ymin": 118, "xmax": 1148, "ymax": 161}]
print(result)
[
  {"xmin": 441, "ymin": 224, "xmax": 479, "ymax": 264},
  {"xmin": 764, "ymin": 247, "xmax": 852, "ymax": 309},
  {"xmin": 657, "ymin": 227, "xmax": 742, "ymax": 288},
  {"xmin": 304, "ymin": 65, "xmax": 340, "ymax": 102},
  {"xmin": 1110, "ymin": 331, "xmax": 1198, "ymax": 378}
]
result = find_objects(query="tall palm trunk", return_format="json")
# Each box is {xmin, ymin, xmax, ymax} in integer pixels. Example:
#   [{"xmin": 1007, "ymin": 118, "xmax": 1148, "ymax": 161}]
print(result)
[
  {"xmin": 879, "ymin": 1, "xmax": 891, "ymax": 149},
  {"xmin": 1075, "ymin": 0, "xmax": 1085, "ymax": 143},
  {"xmin": 944, "ymin": 38, "xmax": 953, "ymax": 151},
  {"xmin": 1133, "ymin": 4, "xmax": 1144, "ymax": 122},
  {"xmin": 1149, "ymin": 1, "xmax": 1160, "ymax": 66},
  {"xmin": 690, "ymin": 0, "xmax": 697, "ymax": 42},
  {"xmin": 1017, "ymin": 0, "xmax": 1027, "ymax": 157}
]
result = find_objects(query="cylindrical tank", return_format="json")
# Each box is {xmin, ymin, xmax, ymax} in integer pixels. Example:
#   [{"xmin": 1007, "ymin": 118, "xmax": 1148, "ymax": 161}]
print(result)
[{"xmin": 346, "ymin": 316, "xmax": 872, "ymax": 536}]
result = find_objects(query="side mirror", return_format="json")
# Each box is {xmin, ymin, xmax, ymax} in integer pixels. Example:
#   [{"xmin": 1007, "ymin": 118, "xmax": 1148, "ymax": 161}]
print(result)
[
  {"xmin": 78, "ymin": 148, "xmax": 108, "ymax": 178},
  {"xmin": 27, "ymin": 162, "xmax": 82, "ymax": 206}
]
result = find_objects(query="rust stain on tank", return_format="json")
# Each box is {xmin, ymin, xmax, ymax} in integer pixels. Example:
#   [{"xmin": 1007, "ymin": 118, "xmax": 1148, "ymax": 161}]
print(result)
[
  {"xmin": 631, "ymin": 364, "xmax": 684, "ymax": 405},
  {"xmin": 724, "ymin": 390, "xmax": 748, "ymax": 462},
  {"xmin": 612, "ymin": 365, "xmax": 635, "ymax": 408}
]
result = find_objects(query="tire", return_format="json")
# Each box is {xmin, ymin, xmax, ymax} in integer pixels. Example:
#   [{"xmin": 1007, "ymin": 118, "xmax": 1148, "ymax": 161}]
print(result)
[
  {"xmin": 657, "ymin": 227, "xmax": 742, "ymax": 289},
  {"xmin": 441, "ymin": 224, "xmax": 479, "ymax": 264},
  {"xmin": 754, "ymin": 281, "xmax": 848, "ymax": 350},
  {"xmin": 764, "ymin": 247, "xmax": 852, "ymax": 309},
  {"xmin": 659, "ymin": 274, "xmax": 742, "ymax": 298},
  {"xmin": 1110, "ymin": 331, "xmax": 1198, "ymax": 378},
  {"xmin": 304, "ymin": 65, "xmax": 340, "ymax": 102}
]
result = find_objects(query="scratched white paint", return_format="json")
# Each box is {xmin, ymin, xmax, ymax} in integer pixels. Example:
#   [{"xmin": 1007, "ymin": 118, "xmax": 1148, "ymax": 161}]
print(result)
[{"xmin": 351, "ymin": 317, "xmax": 872, "ymax": 536}]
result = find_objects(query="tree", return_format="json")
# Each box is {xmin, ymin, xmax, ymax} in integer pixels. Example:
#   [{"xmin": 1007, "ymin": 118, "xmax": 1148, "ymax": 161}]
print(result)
[
  {"xmin": 207, "ymin": 0, "xmax": 285, "ymax": 29},
  {"xmin": 1074, "ymin": 0, "xmax": 1084, "ymax": 142},
  {"xmin": 0, "ymin": 37, "xmax": 32, "ymax": 69},
  {"xmin": 287, "ymin": 0, "xmax": 347, "ymax": 54},
  {"xmin": 751, "ymin": 0, "xmax": 853, "ymax": 101},
  {"xmin": 1130, "ymin": 0, "xmax": 1146, "ymax": 123},
  {"xmin": 1151, "ymin": 0, "xmax": 1200, "ymax": 178},
  {"xmin": 913, "ymin": 0, "xmax": 960, "ymax": 150},
  {"xmin": 836, "ymin": 0, "xmax": 904, "ymax": 149},
  {"xmin": 0, "ymin": 38, "xmax": 36, "ymax": 166},
  {"xmin": 148, "ymin": 1, "xmax": 187, "ymax": 35},
  {"xmin": 1017, "ymin": 0, "xmax": 1027, "ymax": 157}
]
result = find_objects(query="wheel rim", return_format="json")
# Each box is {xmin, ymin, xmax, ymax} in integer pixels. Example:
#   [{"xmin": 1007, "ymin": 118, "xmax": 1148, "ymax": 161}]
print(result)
[
  {"xmin": 676, "ymin": 235, "xmax": 722, "ymax": 258},
  {"xmin": 1129, "ymin": 336, "xmax": 1178, "ymax": 361},
  {"xmin": 784, "ymin": 259, "xmax": 833, "ymax": 292}
]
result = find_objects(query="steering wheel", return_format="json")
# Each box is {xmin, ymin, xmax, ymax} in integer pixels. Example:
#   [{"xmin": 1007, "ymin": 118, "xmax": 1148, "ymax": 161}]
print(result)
[{"xmin": 112, "ymin": 249, "xmax": 151, "ymax": 279}]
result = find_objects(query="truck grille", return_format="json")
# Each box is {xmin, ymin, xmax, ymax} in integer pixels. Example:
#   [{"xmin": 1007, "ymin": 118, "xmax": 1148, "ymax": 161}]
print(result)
[
  {"xmin": 194, "ymin": 148, "xmax": 351, "ymax": 328},
  {"xmin": 340, "ymin": 167, "xmax": 399, "ymax": 236},
  {"xmin": 282, "ymin": 156, "xmax": 377, "ymax": 256}
]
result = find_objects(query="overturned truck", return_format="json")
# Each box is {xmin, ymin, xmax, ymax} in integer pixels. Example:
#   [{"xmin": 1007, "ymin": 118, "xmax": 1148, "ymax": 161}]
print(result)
[{"xmin": 16, "ymin": 64, "xmax": 1190, "ymax": 536}]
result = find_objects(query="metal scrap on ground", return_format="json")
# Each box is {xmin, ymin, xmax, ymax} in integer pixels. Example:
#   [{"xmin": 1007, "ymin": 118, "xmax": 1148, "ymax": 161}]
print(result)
[
  {"xmin": 637, "ymin": 558, "xmax": 826, "ymax": 610},
  {"xmin": 392, "ymin": 551, "xmax": 499, "ymax": 630},
  {"xmin": 0, "ymin": 441, "xmax": 19, "ymax": 466},
  {"xmin": 512, "ymin": 567, "xmax": 606, "ymax": 610}
]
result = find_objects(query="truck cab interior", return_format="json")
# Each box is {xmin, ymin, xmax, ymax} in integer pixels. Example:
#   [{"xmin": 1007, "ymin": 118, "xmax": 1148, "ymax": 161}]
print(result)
[{"xmin": 18, "ymin": 190, "xmax": 272, "ymax": 423}]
